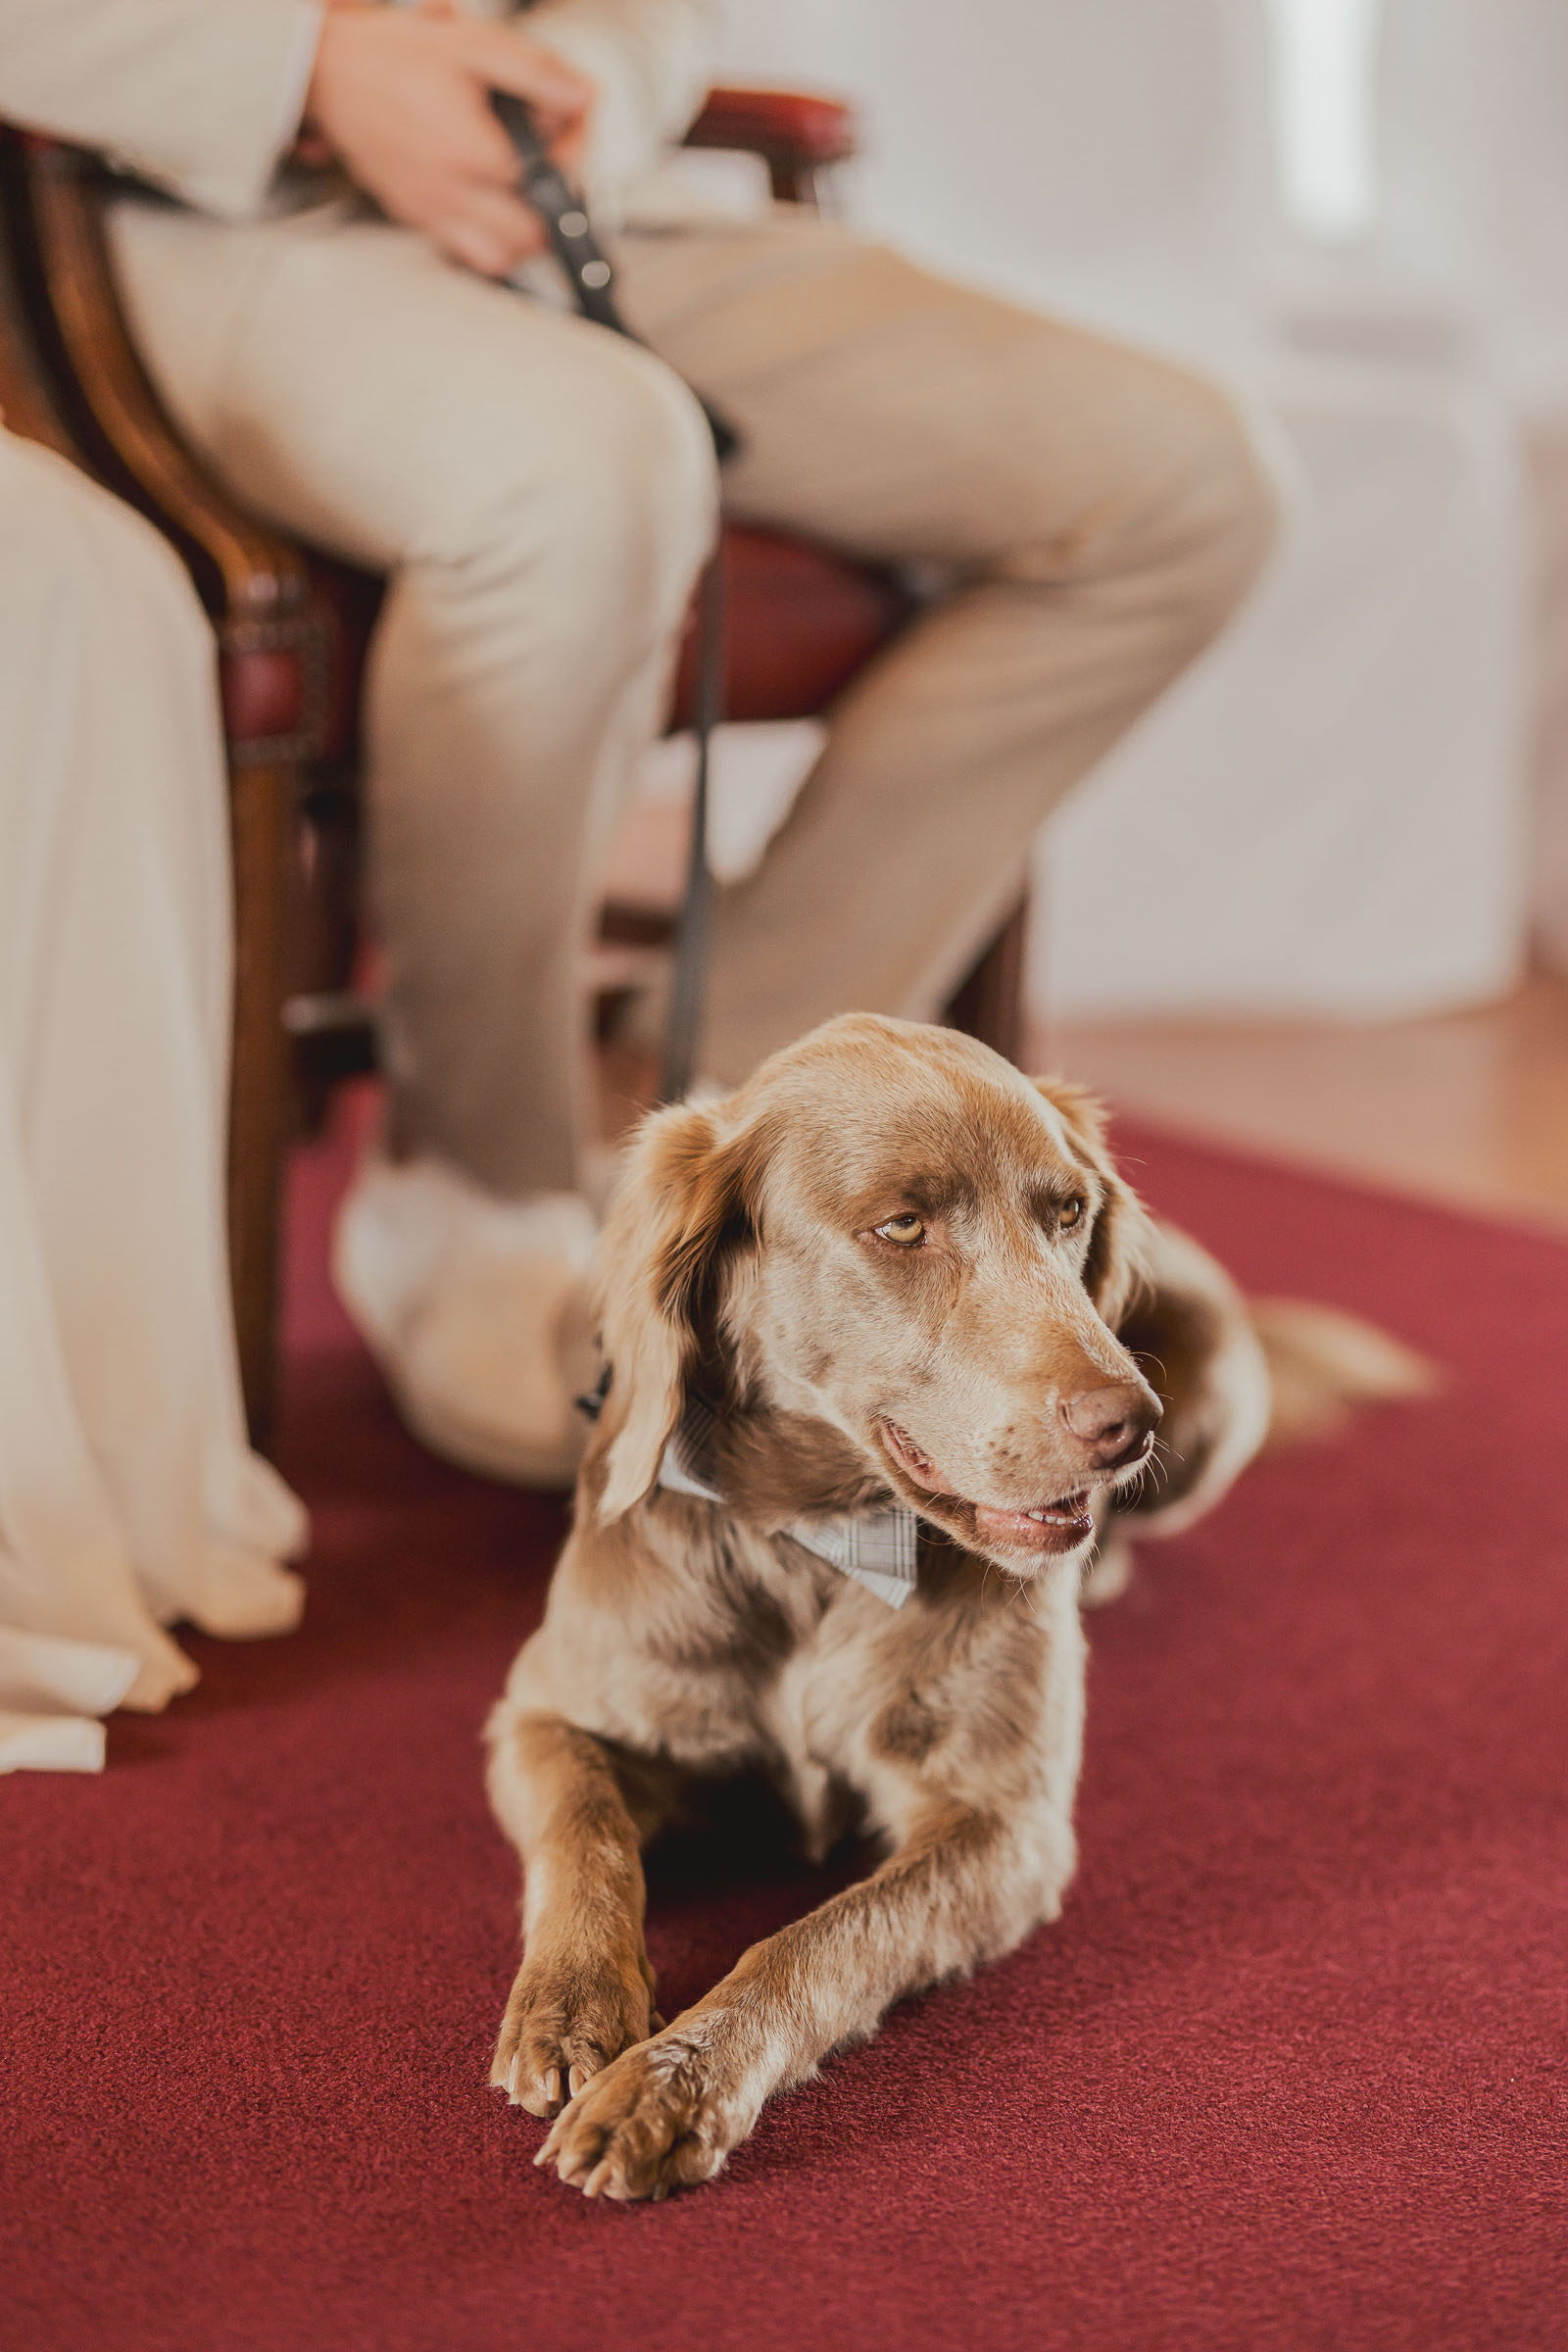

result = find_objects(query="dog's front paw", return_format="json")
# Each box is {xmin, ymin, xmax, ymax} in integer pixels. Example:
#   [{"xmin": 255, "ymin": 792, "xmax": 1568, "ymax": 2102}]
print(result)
[
  {"xmin": 534, "ymin": 2030, "xmax": 750, "ymax": 2200},
  {"xmin": 491, "ymin": 1948, "xmax": 660, "ymax": 2119}
]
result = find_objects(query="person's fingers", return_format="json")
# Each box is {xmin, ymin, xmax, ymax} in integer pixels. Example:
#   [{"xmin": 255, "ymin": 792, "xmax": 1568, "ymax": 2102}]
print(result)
[
  {"xmin": 552, "ymin": 115, "xmax": 590, "ymax": 179},
  {"xmin": 430, "ymin": 36, "xmax": 593, "ymax": 193},
  {"xmin": 458, "ymin": 22, "xmax": 595, "ymax": 137},
  {"xmin": 303, "ymin": 8, "xmax": 594, "ymax": 255},
  {"xmin": 432, "ymin": 182, "xmax": 549, "ymax": 277},
  {"xmin": 443, "ymin": 88, "xmax": 532, "ymax": 191},
  {"xmin": 435, "ymin": 217, "xmax": 514, "ymax": 278},
  {"xmin": 437, "ymin": 220, "xmax": 542, "ymax": 278}
]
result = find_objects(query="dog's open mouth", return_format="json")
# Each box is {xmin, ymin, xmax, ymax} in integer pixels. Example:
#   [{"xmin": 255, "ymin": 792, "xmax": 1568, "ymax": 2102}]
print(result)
[{"xmin": 879, "ymin": 1421, "xmax": 1096, "ymax": 1558}]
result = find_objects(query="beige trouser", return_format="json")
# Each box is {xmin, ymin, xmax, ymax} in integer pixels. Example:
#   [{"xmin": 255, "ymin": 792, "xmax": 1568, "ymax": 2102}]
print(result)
[{"xmin": 110, "ymin": 196, "xmax": 1275, "ymax": 1196}]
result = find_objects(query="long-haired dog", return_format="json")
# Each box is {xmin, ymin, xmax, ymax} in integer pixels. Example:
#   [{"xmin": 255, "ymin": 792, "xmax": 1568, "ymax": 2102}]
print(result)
[{"xmin": 485, "ymin": 1015, "xmax": 1423, "ymax": 2199}]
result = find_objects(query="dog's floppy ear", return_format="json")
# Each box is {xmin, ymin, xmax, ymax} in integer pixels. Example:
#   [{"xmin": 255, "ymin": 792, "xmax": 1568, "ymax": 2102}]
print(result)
[
  {"xmin": 592, "ymin": 1099, "xmax": 761, "ymax": 1522},
  {"xmin": 1031, "ymin": 1077, "xmax": 1153, "ymax": 1333}
]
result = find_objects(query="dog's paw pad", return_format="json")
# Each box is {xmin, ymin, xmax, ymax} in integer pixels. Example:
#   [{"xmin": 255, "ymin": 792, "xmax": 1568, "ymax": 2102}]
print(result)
[{"xmin": 535, "ymin": 2034, "xmax": 744, "ymax": 2201}]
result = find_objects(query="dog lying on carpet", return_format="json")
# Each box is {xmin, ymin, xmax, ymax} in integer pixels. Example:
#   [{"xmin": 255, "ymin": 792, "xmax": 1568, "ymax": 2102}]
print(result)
[{"xmin": 485, "ymin": 1014, "xmax": 1421, "ymax": 2200}]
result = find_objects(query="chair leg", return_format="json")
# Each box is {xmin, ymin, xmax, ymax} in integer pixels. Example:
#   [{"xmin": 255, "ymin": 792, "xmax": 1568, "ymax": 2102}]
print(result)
[
  {"xmin": 227, "ymin": 756, "xmax": 297, "ymax": 1448},
  {"xmin": 943, "ymin": 891, "xmax": 1030, "ymax": 1065}
]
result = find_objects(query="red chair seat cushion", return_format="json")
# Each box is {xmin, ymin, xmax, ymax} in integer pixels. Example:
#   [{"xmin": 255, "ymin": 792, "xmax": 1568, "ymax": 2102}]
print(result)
[{"xmin": 669, "ymin": 524, "xmax": 910, "ymax": 727}]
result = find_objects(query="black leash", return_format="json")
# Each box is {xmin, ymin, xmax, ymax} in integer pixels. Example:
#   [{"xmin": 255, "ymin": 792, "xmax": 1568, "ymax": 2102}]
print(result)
[
  {"xmin": 493, "ymin": 94, "xmax": 737, "ymax": 1103},
  {"xmin": 493, "ymin": 95, "xmax": 740, "ymax": 464}
]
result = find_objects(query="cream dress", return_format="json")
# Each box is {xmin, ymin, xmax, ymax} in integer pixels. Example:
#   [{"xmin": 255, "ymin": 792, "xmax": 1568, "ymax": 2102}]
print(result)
[{"xmin": 0, "ymin": 430, "xmax": 307, "ymax": 1774}]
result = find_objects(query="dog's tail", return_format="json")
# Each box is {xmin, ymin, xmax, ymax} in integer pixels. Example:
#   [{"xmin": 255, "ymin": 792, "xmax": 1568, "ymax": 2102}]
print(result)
[{"xmin": 1249, "ymin": 1298, "xmax": 1440, "ymax": 1450}]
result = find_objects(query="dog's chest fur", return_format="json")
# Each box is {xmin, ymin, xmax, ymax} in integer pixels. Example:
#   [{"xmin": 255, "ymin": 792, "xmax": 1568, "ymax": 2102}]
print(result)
[{"xmin": 527, "ymin": 1493, "xmax": 1087, "ymax": 1867}]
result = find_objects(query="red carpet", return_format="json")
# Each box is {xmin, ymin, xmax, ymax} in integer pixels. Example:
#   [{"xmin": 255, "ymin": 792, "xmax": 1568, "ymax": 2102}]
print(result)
[{"xmin": 6, "ymin": 1106, "xmax": 1567, "ymax": 2351}]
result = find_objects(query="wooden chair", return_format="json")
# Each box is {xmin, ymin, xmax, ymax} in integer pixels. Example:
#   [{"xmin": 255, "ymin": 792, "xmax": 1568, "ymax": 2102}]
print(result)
[{"xmin": 0, "ymin": 91, "xmax": 1028, "ymax": 1446}]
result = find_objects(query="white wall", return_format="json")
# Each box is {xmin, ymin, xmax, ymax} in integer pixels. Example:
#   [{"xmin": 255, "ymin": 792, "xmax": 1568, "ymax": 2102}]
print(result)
[
  {"xmin": 715, "ymin": 0, "xmax": 1277, "ymax": 337},
  {"xmin": 709, "ymin": 0, "xmax": 1529, "ymax": 1024},
  {"xmin": 714, "ymin": 0, "xmax": 1382, "ymax": 271}
]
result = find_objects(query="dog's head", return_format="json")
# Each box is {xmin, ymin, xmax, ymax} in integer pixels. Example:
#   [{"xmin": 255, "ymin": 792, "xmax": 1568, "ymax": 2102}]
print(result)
[{"xmin": 588, "ymin": 1014, "xmax": 1161, "ymax": 1577}]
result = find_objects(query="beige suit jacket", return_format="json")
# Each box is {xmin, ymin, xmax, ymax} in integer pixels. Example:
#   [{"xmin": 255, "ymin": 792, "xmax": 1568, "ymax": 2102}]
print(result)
[{"xmin": 0, "ymin": 0, "xmax": 719, "ymax": 221}]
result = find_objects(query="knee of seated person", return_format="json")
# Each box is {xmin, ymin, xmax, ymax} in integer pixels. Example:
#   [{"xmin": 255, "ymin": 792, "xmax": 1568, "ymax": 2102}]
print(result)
[
  {"xmin": 1112, "ymin": 370, "xmax": 1281, "ymax": 648},
  {"xmin": 570, "ymin": 348, "xmax": 717, "ymax": 601},
  {"xmin": 451, "ymin": 346, "xmax": 717, "ymax": 639},
  {"xmin": 1007, "ymin": 353, "xmax": 1279, "ymax": 644},
  {"xmin": 1167, "ymin": 378, "xmax": 1281, "ymax": 639}
]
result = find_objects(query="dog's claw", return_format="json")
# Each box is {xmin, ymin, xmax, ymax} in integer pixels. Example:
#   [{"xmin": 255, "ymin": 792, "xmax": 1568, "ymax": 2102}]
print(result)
[{"xmin": 492, "ymin": 1955, "xmax": 658, "ymax": 2128}]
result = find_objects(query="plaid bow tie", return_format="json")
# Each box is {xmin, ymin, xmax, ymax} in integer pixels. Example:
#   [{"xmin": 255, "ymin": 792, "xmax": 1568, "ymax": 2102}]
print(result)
[{"xmin": 657, "ymin": 1393, "xmax": 919, "ymax": 1610}]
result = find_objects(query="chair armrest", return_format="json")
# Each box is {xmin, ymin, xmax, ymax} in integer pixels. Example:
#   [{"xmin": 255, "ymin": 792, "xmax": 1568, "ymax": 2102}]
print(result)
[{"xmin": 684, "ymin": 86, "xmax": 858, "ymax": 204}]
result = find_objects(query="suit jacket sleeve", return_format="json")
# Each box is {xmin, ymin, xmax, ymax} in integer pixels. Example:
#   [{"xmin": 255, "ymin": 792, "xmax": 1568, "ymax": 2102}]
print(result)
[
  {"xmin": 0, "ymin": 0, "xmax": 322, "ymax": 220},
  {"xmin": 516, "ymin": 0, "xmax": 722, "ymax": 220}
]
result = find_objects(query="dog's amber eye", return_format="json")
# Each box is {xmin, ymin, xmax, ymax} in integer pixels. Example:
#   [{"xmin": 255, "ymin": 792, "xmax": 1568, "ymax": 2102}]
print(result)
[
  {"xmin": 875, "ymin": 1213, "xmax": 926, "ymax": 1247},
  {"xmin": 1058, "ymin": 1197, "xmax": 1086, "ymax": 1233}
]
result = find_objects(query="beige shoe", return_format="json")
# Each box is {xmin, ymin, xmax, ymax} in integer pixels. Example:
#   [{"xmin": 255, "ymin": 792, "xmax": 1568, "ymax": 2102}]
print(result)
[{"xmin": 332, "ymin": 1157, "xmax": 600, "ymax": 1488}]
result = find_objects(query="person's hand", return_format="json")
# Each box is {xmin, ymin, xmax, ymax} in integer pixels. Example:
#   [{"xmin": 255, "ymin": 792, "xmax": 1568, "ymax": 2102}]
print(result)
[{"xmin": 302, "ymin": 3, "xmax": 594, "ymax": 277}]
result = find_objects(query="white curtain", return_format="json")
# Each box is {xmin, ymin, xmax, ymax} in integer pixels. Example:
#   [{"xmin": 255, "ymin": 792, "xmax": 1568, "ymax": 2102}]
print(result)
[{"xmin": 0, "ymin": 433, "xmax": 308, "ymax": 1775}]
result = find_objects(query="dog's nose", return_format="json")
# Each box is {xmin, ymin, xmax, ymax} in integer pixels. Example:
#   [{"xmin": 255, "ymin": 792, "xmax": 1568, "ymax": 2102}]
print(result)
[{"xmin": 1059, "ymin": 1382, "xmax": 1161, "ymax": 1469}]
